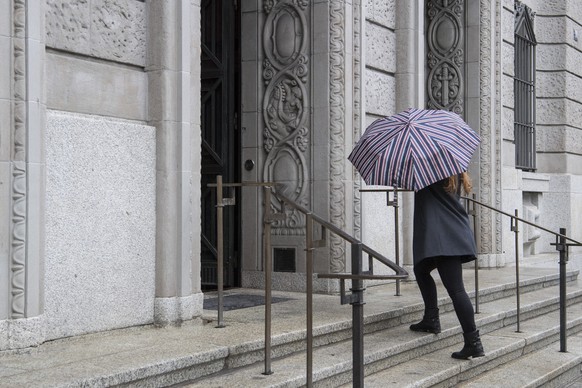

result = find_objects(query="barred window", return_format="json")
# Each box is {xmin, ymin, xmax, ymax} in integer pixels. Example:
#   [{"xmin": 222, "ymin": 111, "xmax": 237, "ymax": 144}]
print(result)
[{"xmin": 514, "ymin": 2, "xmax": 537, "ymax": 171}]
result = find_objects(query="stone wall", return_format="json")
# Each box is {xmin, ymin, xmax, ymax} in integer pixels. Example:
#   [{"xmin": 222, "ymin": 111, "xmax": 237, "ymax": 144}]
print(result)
[
  {"xmin": 45, "ymin": 0, "xmax": 147, "ymax": 120},
  {"xmin": 44, "ymin": 111, "xmax": 156, "ymax": 340},
  {"xmin": 533, "ymin": 0, "xmax": 582, "ymax": 174},
  {"xmin": 500, "ymin": 0, "xmax": 582, "ymax": 263},
  {"xmin": 360, "ymin": 0, "xmax": 398, "ymax": 272},
  {"xmin": 364, "ymin": 0, "xmax": 396, "ymax": 120},
  {"xmin": 41, "ymin": 0, "xmax": 158, "ymax": 338}
]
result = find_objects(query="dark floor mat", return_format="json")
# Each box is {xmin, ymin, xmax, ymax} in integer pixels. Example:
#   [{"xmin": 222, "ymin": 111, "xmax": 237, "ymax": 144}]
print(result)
[{"xmin": 203, "ymin": 294, "xmax": 293, "ymax": 311}]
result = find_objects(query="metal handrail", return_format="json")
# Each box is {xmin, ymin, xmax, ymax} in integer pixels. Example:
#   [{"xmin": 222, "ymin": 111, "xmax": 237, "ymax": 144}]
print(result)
[
  {"xmin": 275, "ymin": 191, "xmax": 409, "ymax": 278},
  {"xmin": 208, "ymin": 177, "xmax": 408, "ymax": 388},
  {"xmin": 462, "ymin": 195, "xmax": 582, "ymax": 352},
  {"xmin": 462, "ymin": 196, "xmax": 582, "ymax": 245},
  {"xmin": 272, "ymin": 190, "xmax": 407, "ymax": 388},
  {"xmin": 209, "ymin": 176, "xmax": 581, "ymax": 385}
]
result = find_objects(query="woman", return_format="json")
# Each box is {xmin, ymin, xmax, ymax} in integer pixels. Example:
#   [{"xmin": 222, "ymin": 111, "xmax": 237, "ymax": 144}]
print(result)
[{"xmin": 409, "ymin": 172, "xmax": 485, "ymax": 360}]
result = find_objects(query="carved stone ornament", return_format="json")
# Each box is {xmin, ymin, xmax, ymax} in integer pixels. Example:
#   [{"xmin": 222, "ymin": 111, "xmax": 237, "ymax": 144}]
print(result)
[
  {"xmin": 478, "ymin": 0, "xmax": 503, "ymax": 254},
  {"xmin": 427, "ymin": 0, "xmax": 464, "ymax": 114},
  {"xmin": 11, "ymin": 0, "xmax": 28, "ymax": 318},
  {"xmin": 328, "ymin": 0, "xmax": 346, "ymax": 273},
  {"xmin": 515, "ymin": 0, "xmax": 536, "ymax": 28},
  {"xmin": 352, "ymin": 0, "xmax": 362, "ymax": 241},
  {"xmin": 262, "ymin": 0, "xmax": 310, "ymax": 234}
]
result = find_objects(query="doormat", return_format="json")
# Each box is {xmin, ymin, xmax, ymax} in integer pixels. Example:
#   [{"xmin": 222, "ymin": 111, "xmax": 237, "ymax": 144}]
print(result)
[{"xmin": 204, "ymin": 294, "xmax": 293, "ymax": 311}]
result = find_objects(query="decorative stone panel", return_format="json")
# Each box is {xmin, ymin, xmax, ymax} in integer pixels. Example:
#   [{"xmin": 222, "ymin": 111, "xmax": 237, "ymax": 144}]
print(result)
[
  {"xmin": 476, "ymin": 0, "xmax": 503, "ymax": 260},
  {"xmin": 262, "ymin": 0, "xmax": 311, "ymax": 235},
  {"xmin": 426, "ymin": 0, "xmax": 465, "ymax": 113},
  {"xmin": 46, "ymin": 0, "xmax": 146, "ymax": 66},
  {"xmin": 9, "ymin": 0, "xmax": 28, "ymax": 319}
]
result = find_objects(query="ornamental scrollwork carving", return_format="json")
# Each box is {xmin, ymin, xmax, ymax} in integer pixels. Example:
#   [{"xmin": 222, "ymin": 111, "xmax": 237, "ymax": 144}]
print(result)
[
  {"xmin": 329, "ymin": 0, "xmax": 346, "ymax": 273},
  {"xmin": 352, "ymin": 0, "xmax": 362, "ymax": 240},
  {"xmin": 262, "ymin": 0, "xmax": 310, "ymax": 235},
  {"xmin": 426, "ymin": 0, "xmax": 464, "ymax": 114}
]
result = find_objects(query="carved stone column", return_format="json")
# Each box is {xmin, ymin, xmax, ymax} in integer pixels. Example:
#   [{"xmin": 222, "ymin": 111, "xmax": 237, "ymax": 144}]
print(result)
[
  {"xmin": 477, "ymin": 0, "xmax": 504, "ymax": 266},
  {"xmin": 395, "ymin": 0, "xmax": 425, "ymax": 272},
  {"xmin": 0, "ymin": 0, "xmax": 46, "ymax": 350},
  {"xmin": 147, "ymin": 1, "xmax": 203, "ymax": 323}
]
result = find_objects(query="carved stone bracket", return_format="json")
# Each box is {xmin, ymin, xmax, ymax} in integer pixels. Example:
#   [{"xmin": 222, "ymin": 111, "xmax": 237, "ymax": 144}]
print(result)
[{"xmin": 262, "ymin": 0, "xmax": 310, "ymax": 235}]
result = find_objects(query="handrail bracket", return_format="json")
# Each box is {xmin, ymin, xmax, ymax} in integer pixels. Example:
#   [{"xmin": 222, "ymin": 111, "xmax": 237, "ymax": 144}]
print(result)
[{"xmin": 339, "ymin": 279, "xmax": 365, "ymax": 305}]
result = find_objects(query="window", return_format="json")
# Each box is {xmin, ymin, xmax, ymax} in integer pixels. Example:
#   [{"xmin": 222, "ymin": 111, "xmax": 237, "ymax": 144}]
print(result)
[{"xmin": 514, "ymin": 1, "xmax": 537, "ymax": 171}]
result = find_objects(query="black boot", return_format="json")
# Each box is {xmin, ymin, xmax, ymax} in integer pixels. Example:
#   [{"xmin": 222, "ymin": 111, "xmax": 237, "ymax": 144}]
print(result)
[
  {"xmin": 410, "ymin": 308, "xmax": 441, "ymax": 334},
  {"xmin": 451, "ymin": 330, "xmax": 485, "ymax": 359}
]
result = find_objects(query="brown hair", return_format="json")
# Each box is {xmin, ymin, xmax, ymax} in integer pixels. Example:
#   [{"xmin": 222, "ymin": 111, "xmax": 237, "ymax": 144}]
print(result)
[{"xmin": 444, "ymin": 172, "xmax": 472, "ymax": 194}]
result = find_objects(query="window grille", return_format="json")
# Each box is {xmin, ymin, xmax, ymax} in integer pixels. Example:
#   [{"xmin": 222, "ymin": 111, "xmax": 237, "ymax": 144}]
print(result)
[{"xmin": 514, "ymin": 1, "xmax": 537, "ymax": 171}]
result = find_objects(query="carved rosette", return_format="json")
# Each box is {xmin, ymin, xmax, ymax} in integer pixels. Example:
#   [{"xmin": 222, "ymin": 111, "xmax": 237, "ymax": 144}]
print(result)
[
  {"xmin": 427, "ymin": 0, "xmax": 464, "ymax": 114},
  {"xmin": 262, "ymin": 0, "xmax": 310, "ymax": 235},
  {"xmin": 11, "ymin": 0, "xmax": 27, "ymax": 318}
]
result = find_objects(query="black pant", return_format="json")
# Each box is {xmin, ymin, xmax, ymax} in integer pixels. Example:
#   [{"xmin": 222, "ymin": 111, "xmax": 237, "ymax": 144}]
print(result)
[{"xmin": 414, "ymin": 256, "xmax": 476, "ymax": 333}]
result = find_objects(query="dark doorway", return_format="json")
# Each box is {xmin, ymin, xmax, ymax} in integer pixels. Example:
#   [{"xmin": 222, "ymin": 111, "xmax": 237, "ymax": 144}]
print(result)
[{"xmin": 201, "ymin": 0, "xmax": 241, "ymax": 289}]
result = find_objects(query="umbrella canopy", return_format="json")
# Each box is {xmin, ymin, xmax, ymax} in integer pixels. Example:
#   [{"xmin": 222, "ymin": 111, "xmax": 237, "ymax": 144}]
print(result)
[{"xmin": 348, "ymin": 108, "xmax": 481, "ymax": 191}]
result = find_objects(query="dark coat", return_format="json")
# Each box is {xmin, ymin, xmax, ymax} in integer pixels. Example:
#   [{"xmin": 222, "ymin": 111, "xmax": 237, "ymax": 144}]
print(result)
[{"xmin": 413, "ymin": 177, "xmax": 477, "ymax": 266}]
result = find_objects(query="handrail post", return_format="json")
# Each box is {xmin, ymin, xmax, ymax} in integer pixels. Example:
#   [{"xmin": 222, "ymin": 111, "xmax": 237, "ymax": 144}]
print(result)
[
  {"xmin": 216, "ymin": 176, "xmax": 226, "ymax": 328},
  {"xmin": 262, "ymin": 186, "xmax": 273, "ymax": 375},
  {"xmin": 351, "ymin": 242, "xmax": 365, "ymax": 388},
  {"xmin": 306, "ymin": 213, "xmax": 314, "ymax": 387},
  {"xmin": 558, "ymin": 227, "xmax": 568, "ymax": 352},
  {"xmin": 468, "ymin": 194, "xmax": 479, "ymax": 313},
  {"xmin": 391, "ymin": 189, "xmax": 401, "ymax": 296},
  {"xmin": 511, "ymin": 209, "xmax": 521, "ymax": 332}
]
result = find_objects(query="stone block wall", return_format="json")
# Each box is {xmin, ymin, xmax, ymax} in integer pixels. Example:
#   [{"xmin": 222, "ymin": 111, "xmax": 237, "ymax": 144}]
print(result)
[
  {"xmin": 46, "ymin": 0, "xmax": 146, "ymax": 66},
  {"xmin": 364, "ymin": 0, "xmax": 396, "ymax": 120},
  {"xmin": 531, "ymin": 0, "xmax": 582, "ymax": 174},
  {"xmin": 359, "ymin": 0, "xmax": 399, "ymax": 273},
  {"xmin": 45, "ymin": 0, "xmax": 148, "ymax": 121},
  {"xmin": 499, "ymin": 0, "xmax": 582, "ymax": 263},
  {"xmin": 41, "ymin": 0, "xmax": 158, "ymax": 338},
  {"xmin": 44, "ymin": 111, "xmax": 156, "ymax": 340}
]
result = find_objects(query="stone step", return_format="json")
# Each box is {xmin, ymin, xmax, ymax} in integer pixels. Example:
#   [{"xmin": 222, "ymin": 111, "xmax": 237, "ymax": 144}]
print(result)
[
  {"xmin": 204, "ymin": 270, "xmax": 580, "ymax": 375},
  {"xmin": 352, "ymin": 303, "xmax": 582, "ymax": 388},
  {"xmin": 178, "ymin": 280, "xmax": 582, "ymax": 387},
  {"xmin": 198, "ymin": 271, "xmax": 578, "ymax": 374},
  {"xmin": 457, "ymin": 333, "xmax": 582, "ymax": 388},
  {"xmin": 1, "ymin": 268, "xmax": 577, "ymax": 387}
]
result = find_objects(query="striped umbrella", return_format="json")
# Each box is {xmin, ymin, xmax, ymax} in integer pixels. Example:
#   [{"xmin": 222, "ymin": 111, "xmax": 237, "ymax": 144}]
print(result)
[{"xmin": 348, "ymin": 108, "xmax": 481, "ymax": 191}]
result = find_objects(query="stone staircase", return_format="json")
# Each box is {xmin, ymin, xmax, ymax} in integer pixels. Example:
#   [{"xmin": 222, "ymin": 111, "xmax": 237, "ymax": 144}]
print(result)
[
  {"xmin": 2, "ymin": 266, "xmax": 581, "ymax": 387},
  {"xmin": 177, "ymin": 269, "xmax": 582, "ymax": 388}
]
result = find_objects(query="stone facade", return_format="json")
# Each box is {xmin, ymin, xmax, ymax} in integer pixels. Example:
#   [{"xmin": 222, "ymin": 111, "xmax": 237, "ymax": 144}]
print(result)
[{"xmin": 1, "ymin": 0, "xmax": 581, "ymax": 351}]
